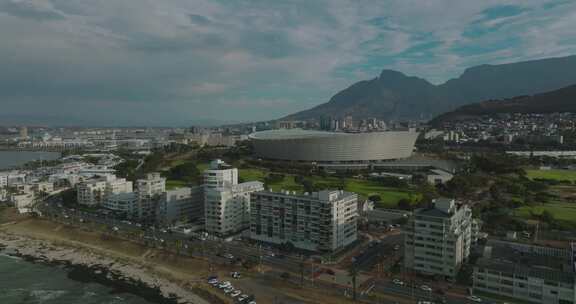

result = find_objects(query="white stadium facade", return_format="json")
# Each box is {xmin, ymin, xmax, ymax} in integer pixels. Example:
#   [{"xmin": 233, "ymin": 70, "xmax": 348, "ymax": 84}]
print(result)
[{"xmin": 249, "ymin": 129, "xmax": 419, "ymax": 163}]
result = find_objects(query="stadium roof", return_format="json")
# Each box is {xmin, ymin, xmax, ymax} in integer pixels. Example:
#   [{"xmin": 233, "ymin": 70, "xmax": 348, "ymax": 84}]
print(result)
[{"xmin": 249, "ymin": 129, "xmax": 348, "ymax": 140}]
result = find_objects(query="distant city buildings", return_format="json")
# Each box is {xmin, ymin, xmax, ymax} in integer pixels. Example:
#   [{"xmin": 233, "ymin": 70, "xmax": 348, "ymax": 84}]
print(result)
[
  {"xmin": 404, "ymin": 198, "xmax": 472, "ymax": 278},
  {"xmin": 250, "ymin": 190, "xmax": 358, "ymax": 252}
]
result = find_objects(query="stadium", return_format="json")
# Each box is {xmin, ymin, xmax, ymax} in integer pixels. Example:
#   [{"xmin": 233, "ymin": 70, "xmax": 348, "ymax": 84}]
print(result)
[{"xmin": 249, "ymin": 129, "xmax": 419, "ymax": 163}]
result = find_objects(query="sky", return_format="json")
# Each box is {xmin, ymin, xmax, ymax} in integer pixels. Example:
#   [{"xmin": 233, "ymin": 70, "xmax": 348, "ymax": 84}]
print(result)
[{"xmin": 1, "ymin": 0, "xmax": 576, "ymax": 126}]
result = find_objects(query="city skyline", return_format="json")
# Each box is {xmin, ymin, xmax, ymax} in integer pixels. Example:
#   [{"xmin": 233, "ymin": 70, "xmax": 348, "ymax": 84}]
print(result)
[{"xmin": 2, "ymin": 0, "xmax": 576, "ymax": 126}]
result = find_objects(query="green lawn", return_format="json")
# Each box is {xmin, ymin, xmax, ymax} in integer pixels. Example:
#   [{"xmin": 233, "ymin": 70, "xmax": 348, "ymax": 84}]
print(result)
[
  {"xmin": 196, "ymin": 162, "xmax": 210, "ymax": 172},
  {"xmin": 344, "ymin": 179, "xmax": 420, "ymax": 208},
  {"xmin": 166, "ymin": 180, "xmax": 188, "ymax": 190},
  {"xmin": 526, "ymin": 169, "xmax": 576, "ymax": 182},
  {"xmin": 515, "ymin": 202, "xmax": 576, "ymax": 223},
  {"xmin": 238, "ymin": 168, "xmax": 267, "ymax": 181},
  {"xmin": 237, "ymin": 168, "xmax": 419, "ymax": 208}
]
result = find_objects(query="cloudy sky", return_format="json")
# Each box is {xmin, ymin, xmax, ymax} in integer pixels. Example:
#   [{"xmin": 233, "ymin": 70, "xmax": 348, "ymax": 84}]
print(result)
[{"xmin": 1, "ymin": 0, "xmax": 576, "ymax": 126}]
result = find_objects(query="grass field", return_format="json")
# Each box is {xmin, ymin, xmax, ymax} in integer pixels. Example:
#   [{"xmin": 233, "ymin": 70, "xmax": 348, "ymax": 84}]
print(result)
[
  {"xmin": 166, "ymin": 179, "xmax": 188, "ymax": 190},
  {"xmin": 526, "ymin": 169, "xmax": 576, "ymax": 182},
  {"xmin": 515, "ymin": 202, "xmax": 576, "ymax": 224},
  {"xmin": 236, "ymin": 167, "xmax": 419, "ymax": 208}
]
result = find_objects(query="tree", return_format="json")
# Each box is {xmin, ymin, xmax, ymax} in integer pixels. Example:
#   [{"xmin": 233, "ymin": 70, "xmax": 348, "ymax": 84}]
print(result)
[
  {"xmin": 397, "ymin": 198, "xmax": 412, "ymax": 210},
  {"xmin": 368, "ymin": 195, "xmax": 382, "ymax": 203},
  {"xmin": 280, "ymin": 272, "xmax": 291, "ymax": 281},
  {"xmin": 348, "ymin": 266, "xmax": 358, "ymax": 301}
]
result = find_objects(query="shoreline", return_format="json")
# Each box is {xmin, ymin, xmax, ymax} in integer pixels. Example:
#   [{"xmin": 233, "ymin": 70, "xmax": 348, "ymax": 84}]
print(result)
[{"xmin": 0, "ymin": 233, "xmax": 210, "ymax": 304}]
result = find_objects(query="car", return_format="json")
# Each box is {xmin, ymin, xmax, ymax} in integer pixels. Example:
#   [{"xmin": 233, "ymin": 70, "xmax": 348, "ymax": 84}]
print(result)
[
  {"xmin": 248, "ymin": 302, "xmax": 256, "ymax": 304},
  {"xmin": 237, "ymin": 294, "xmax": 249, "ymax": 302},
  {"xmin": 417, "ymin": 301, "xmax": 433, "ymax": 304},
  {"xmin": 467, "ymin": 295, "xmax": 482, "ymax": 302},
  {"xmin": 420, "ymin": 285, "xmax": 432, "ymax": 292},
  {"xmin": 231, "ymin": 271, "xmax": 241, "ymax": 278},
  {"xmin": 225, "ymin": 253, "xmax": 235, "ymax": 259},
  {"xmin": 209, "ymin": 280, "xmax": 219, "ymax": 286},
  {"xmin": 393, "ymin": 244, "xmax": 400, "ymax": 251},
  {"xmin": 392, "ymin": 279, "xmax": 405, "ymax": 286},
  {"xmin": 231, "ymin": 290, "xmax": 242, "ymax": 297},
  {"xmin": 218, "ymin": 282, "xmax": 231, "ymax": 288},
  {"xmin": 224, "ymin": 287, "xmax": 234, "ymax": 294}
]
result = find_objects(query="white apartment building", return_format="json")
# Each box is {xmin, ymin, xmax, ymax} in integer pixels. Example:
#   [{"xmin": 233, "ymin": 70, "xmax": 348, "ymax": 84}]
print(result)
[
  {"xmin": 474, "ymin": 240, "xmax": 576, "ymax": 304},
  {"xmin": 135, "ymin": 173, "xmax": 166, "ymax": 221},
  {"xmin": 77, "ymin": 175, "xmax": 133, "ymax": 206},
  {"xmin": 0, "ymin": 173, "xmax": 8, "ymax": 188},
  {"xmin": 250, "ymin": 190, "xmax": 358, "ymax": 252},
  {"xmin": 157, "ymin": 186, "xmax": 204, "ymax": 227},
  {"xmin": 404, "ymin": 198, "xmax": 472, "ymax": 278},
  {"xmin": 204, "ymin": 160, "xmax": 264, "ymax": 236}
]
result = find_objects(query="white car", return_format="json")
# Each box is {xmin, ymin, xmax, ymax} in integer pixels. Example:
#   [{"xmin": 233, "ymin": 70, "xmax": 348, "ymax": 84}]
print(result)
[
  {"xmin": 420, "ymin": 285, "xmax": 432, "ymax": 292},
  {"xmin": 224, "ymin": 287, "xmax": 234, "ymax": 294},
  {"xmin": 230, "ymin": 290, "xmax": 242, "ymax": 297},
  {"xmin": 218, "ymin": 282, "xmax": 231, "ymax": 289},
  {"xmin": 238, "ymin": 294, "xmax": 249, "ymax": 302},
  {"xmin": 467, "ymin": 295, "xmax": 482, "ymax": 302},
  {"xmin": 248, "ymin": 302, "xmax": 256, "ymax": 304},
  {"xmin": 392, "ymin": 279, "xmax": 405, "ymax": 286}
]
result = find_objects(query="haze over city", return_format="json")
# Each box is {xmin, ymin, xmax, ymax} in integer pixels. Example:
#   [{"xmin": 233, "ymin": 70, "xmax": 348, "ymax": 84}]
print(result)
[
  {"xmin": 2, "ymin": 0, "xmax": 576, "ymax": 125},
  {"xmin": 3, "ymin": 1, "xmax": 576, "ymax": 304}
]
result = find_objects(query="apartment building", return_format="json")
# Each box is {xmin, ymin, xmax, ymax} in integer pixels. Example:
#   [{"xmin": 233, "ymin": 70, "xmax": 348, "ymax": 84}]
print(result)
[
  {"xmin": 103, "ymin": 192, "xmax": 138, "ymax": 217},
  {"xmin": 404, "ymin": 198, "xmax": 472, "ymax": 278},
  {"xmin": 250, "ymin": 190, "xmax": 358, "ymax": 252},
  {"xmin": 135, "ymin": 173, "xmax": 166, "ymax": 221},
  {"xmin": 157, "ymin": 186, "xmax": 204, "ymax": 226},
  {"xmin": 77, "ymin": 175, "xmax": 132, "ymax": 206},
  {"xmin": 473, "ymin": 240, "xmax": 576, "ymax": 304},
  {"xmin": 204, "ymin": 160, "xmax": 264, "ymax": 236}
]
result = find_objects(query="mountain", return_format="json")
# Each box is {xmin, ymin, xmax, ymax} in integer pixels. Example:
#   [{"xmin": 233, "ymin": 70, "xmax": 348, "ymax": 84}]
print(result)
[
  {"xmin": 285, "ymin": 55, "xmax": 576, "ymax": 121},
  {"xmin": 430, "ymin": 84, "xmax": 576, "ymax": 125}
]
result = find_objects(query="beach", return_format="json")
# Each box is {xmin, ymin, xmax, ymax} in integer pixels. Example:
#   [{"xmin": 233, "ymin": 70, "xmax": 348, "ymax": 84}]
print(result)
[{"xmin": 0, "ymin": 210, "xmax": 225, "ymax": 304}]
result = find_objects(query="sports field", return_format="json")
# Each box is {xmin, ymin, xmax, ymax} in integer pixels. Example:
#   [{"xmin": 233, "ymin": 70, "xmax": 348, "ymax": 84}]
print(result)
[{"xmin": 525, "ymin": 169, "xmax": 576, "ymax": 182}]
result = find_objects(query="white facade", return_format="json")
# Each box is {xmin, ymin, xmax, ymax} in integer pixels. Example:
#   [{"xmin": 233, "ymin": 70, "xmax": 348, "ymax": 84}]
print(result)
[
  {"xmin": 77, "ymin": 176, "xmax": 133, "ymax": 206},
  {"xmin": 474, "ymin": 241, "xmax": 576, "ymax": 304},
  {"xmin": 249, "ymin": 129, "xmax": 419, "ymax": 163},
  {"xmin": 203, "ymin": 160, "xmax": 264, "ymax": 236},
  {"xmin": 250, "ymin": 190, "xmax": 358, "ymax": 252},
  {"xmin": 404, "ymin": 198, "xmax": 472, "ymax": 278}
]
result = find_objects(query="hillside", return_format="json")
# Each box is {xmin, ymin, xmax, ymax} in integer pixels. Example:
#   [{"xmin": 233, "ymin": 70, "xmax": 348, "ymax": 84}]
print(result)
[
  {"xmin": 285, "ymin": 55, "xmax": 576, "ymax": 121},
  {"xmin": 430, "ymin": 84, "xmax": 576, "ymax": 125}
]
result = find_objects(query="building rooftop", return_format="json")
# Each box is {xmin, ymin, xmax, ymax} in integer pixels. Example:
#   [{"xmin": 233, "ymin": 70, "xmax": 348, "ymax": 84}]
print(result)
[{"xmin": 476, "ymin": 240, "xmax": 575, "ymax": 284}]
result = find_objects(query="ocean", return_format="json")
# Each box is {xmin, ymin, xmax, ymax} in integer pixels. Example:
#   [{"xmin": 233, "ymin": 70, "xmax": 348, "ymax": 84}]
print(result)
[
  {"xmin": 0, "ymin": 254, "xmax": 155, "ymax": 304},
  {"xmin": 0, "ymin": 151, "xmax": 61, "ymax": 170}
]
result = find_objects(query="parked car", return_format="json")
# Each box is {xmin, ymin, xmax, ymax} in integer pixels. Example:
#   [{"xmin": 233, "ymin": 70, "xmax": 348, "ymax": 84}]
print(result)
[
  {"xmin": 231, "ymin": 290, "xmax": 242, "ymax": 297},
  {"xmin": 467, "ymin": 295, "xmax": 482, "ymax": 302},
  {"xmin": 392, "ymin": 279, "xmax": 404, "ymax": 286},
  {"xmin": 420, "ymin": 285, "xmax": 432, "ymax": 292},
  {"xmin": 231, "ymin": 271, "xmax": 241, "ymax": 279}
]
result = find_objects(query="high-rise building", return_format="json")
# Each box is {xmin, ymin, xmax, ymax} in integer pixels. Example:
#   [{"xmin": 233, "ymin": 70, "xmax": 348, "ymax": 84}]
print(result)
[
  {"xmin": 77, "ymin": 176, "xmax": 132, "ymax": 206},
  {"xmin": 250, "ymin": 190, "xmax": 358, "ymax": 252},
  {"xmin": 135, "ymin": 173, "xmax": 166, "ymax": 221},
  {"xmin": 19, "ymin": 126, "xmax": 28, "ymax": 140},
  {"xmin": 204, "ymin": 160, "xmax": 263, "ymax": 236},
  {"xmin": 404, "ymin": 198, "xmax": 472, "ymax": 278}
]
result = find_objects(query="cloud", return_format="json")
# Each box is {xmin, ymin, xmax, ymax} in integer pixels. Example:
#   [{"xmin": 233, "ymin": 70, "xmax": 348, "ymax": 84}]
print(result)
[{"xmin": 0, "ymin": 0, "xmax": 575, "ymax": 125}]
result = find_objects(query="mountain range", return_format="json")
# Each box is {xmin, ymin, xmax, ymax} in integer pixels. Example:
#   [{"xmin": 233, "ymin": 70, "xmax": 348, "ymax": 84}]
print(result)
[
  {"xmin": 429, "ymin": 84, "xmax": 576, "ymax": 125},
  {"xmin": 284, "ymin": 55, "xmax": 576, "ymax": 121}
]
